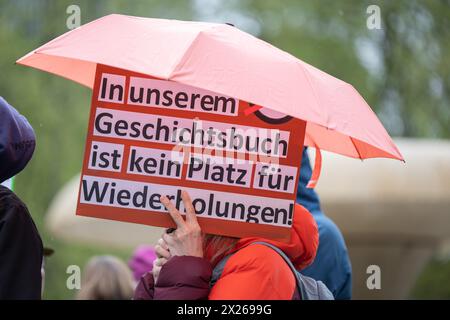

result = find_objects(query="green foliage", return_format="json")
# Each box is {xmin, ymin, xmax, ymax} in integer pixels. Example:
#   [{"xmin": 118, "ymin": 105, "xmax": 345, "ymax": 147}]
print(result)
[
  {"xmin": 0, "ymin": 0, "xmax": 449, "ymax": 299},
  {"xmin": 0, "ymin": 0, "xmax": 196, "ymax": 300},
  {"xmin": 411, "ymin": 258, "xmax": 450, "ymax": 300},
  {"xmin": 216, "ymin": 0, "xmax": 450, "ymax": 138}
]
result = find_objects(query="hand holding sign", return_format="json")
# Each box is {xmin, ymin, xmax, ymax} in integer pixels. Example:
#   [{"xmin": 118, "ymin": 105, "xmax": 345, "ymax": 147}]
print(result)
[{"xmin": 161, "ymin": 190, "xmax": 204, "ymax": 258}]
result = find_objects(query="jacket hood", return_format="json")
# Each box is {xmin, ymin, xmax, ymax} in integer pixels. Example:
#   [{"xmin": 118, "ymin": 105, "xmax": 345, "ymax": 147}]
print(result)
[
  {"xmin": 236, "ymin": 203, "xmax": 319, "ymax": 270},
  {"xmin": 0, "ymin": 97, "xmax": 36, "ymax": 183}
]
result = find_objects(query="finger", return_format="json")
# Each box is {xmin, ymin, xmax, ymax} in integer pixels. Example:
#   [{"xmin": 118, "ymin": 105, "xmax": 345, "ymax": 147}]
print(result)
[
  {"xmin": 162, "ymin": 233, "xmax": 175, "ymax": 246},
  {"xmin": 181, "ymin": 190, "xmax": 198, "ymax": 225},
  {"xmin": 160, "ymin": 195, "xmax": 185, "ymax": 228},
  {"xmin": 158, "ymin": 238, "xmax": 169, "ymax": 251},
  {"xmin": 155, "ymin": 245, "xmax": 162, "ymax": 258},
  {"xmin": 156, "ymin": 232, "xmax": 166, "ymax": 248},
  {"xmin": 154, "ymin": 244, "xmax": 164, "ymax": 258},
  {"xmin": 155, "ymin": 244, "xmax": 171, "ymax": 259}
]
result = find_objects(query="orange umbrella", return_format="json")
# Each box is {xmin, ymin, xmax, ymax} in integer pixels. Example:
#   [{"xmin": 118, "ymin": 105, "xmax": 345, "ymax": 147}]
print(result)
[{"xmin": 17, "ymin": 14, "xmax": 403, "ymax": 174}]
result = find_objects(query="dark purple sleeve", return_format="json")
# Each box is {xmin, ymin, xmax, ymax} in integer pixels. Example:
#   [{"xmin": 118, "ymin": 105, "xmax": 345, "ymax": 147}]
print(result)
[
  {"xmin": 153, "ymin": 256, "xmax": 212, "ymax": 300},
  {"xmin": 133, "ymin": 272, "xmax": 155, "ymax": 300}
]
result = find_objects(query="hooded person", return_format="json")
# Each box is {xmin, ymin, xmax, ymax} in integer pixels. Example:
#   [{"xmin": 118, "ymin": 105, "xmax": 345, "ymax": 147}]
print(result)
[
  {"xmin": 297, "ymin": 147, "xmax": 352, "ymax": 300},
  {"xmin": 134, "ymin": 194, "xmax": 320, "ymax": 300},
  {"xmin": 0, "ymin": 96, "xmax": 36, "ymax": 185},
  {"xmin": 0, "ymin": 96, "xmax": 43, "ymax": 299}
]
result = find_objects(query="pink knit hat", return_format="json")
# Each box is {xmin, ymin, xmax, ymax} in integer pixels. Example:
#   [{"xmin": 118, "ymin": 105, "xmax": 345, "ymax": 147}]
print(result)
[{"xmin": 128, "ymin": 245, "xmax": 157, "ymax": 281}]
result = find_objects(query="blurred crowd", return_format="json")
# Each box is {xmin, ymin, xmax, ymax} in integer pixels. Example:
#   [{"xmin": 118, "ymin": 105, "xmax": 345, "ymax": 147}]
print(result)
[{"xmin": 76, "ymin": 246, "xmax": 155, "ymax": 300}]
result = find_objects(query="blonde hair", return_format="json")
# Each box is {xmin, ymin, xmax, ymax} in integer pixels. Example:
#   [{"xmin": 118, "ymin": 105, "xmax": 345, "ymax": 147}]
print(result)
[{"xmin": 77, "ymin": 255, "xmax": 135, "ymax": 300}]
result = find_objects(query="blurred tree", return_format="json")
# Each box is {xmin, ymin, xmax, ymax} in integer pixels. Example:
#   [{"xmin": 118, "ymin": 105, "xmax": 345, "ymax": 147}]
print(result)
[
  {"xmin": 194, "ymin": 0, "xmax": 450, "ymax": 138},
  {"xmin": 0, "ymin": 0, "xmax": 196, "ymax": 299}
]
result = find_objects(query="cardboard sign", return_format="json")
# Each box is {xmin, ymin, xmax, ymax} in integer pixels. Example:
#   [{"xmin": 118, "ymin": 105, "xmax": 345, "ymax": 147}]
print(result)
[{"xmin": 76, "ymin": 64, "xmax": 306, "ymax": 241}]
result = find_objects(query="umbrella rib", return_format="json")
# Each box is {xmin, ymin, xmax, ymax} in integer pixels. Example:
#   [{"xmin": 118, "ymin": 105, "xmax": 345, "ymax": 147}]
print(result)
[
  {"xmin": 350, "ymin": 137, "xmax": 363, "ymax": 160},
  {"xmin": 296, "ymin": 62, "xmax": 327, "ymax": 127},
  {"xmin": 168, "ymin": 27, "xmax": 215, "ymax": 80}
]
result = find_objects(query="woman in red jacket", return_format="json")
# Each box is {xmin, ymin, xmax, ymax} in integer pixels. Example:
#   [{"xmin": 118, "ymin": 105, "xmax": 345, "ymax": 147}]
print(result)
[{"xmin": 134, "ymin": 190, "xmax": 319, "ymax": 300}]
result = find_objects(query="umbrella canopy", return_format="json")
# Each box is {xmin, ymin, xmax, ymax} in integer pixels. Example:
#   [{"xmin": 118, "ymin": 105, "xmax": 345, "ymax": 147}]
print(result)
[{"xmin": 17, "ymin": 14, "xmax": 403, "ymax": 161}]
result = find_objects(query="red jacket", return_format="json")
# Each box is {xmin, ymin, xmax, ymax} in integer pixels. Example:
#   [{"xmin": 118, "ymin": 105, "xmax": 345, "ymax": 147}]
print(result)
[{"xmin": 134, "ymin": 204, "xmax": 318, "ymax": 300}]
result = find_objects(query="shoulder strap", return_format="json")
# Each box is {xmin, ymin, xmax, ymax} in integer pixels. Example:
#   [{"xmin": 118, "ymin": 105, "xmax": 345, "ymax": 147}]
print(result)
[
  {"xmin": 251, "ymin": 241, "xmax": 306, "ymax": 298},
  {"xmin": 210, "ymin": 254, "xmax": 232, "ymax": 288}
]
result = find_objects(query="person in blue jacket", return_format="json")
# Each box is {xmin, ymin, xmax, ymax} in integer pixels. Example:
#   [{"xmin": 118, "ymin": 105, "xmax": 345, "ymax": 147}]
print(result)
[{"xmin": 297, "ymin": 147, "xmax": 352, "ymax": 299}]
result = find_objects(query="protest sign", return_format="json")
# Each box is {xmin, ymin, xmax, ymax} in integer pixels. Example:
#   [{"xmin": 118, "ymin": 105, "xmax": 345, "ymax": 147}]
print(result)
[{"xmin": 76, "ymin": 64, "xmax": 306, "ymax": 241}]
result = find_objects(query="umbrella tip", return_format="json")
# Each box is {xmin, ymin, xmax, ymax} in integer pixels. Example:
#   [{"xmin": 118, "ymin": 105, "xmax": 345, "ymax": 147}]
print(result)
[{"xmin": 225, "ymin": 22, "xmax": 235, "ymax": 27}]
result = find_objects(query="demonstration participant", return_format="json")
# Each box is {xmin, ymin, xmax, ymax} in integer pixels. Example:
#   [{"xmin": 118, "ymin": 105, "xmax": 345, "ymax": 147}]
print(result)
[
  {"xmin": 134, "ymin": 190, "xmax": 324, "ymax": 300},
  {"xmin": 129, "ymin": 245, "xmax": 157, "ymax": 282},
  {"xmin": 0, "ymin": 96, "xmax": 43, "ymax": 299},
  {"xmin": 77, "ymin": 255, "xmax": 136, "ymax": 300},
  {"xmin": 297, "ymin": 148, "xmax": 352, "ymax": 299}
]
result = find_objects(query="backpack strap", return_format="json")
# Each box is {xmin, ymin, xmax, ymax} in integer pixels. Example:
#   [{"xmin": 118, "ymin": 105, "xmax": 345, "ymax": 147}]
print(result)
[
  {"xmin": 210, "ymin": 254, "xmax": 232, "ymax": 288},
  {"xmin": 251, "ymin": 241, "xmax": 307, "ymax": 299}
]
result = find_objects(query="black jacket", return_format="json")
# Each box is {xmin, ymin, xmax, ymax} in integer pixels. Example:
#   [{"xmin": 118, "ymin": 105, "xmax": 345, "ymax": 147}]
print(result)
[{"xmin": 0, "ymin": 184, "xmax": 43, "ymax": 299}]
